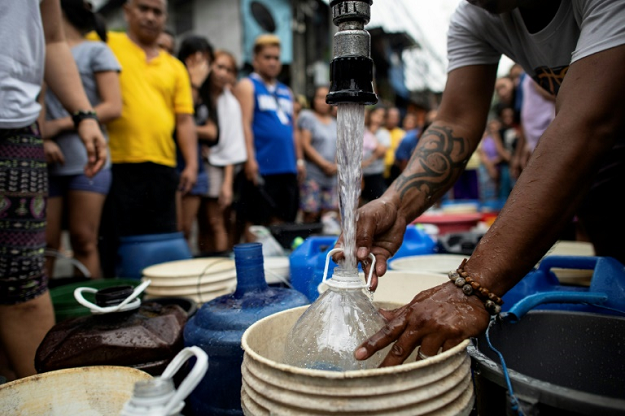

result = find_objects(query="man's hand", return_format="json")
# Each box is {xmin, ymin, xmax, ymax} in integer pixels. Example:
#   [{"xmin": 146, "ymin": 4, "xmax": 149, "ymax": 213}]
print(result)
[
  {"xmin": 355, "ymin": 282, "xmax": 490, "ymax": 367},
  {"xmin": 511, "ymin": 143, "xmax": 531, "ymax": 179},
  {"xmin": 244, "ymin": 158, "xmax": 259, "ymax": 185},
  {"xmin": 322, "ymin": 161, "xmax": 338, "ymax": 177},
  {"xmin": 77, "ymin": 118, "xmax": 107, "ymax": 178},
  {"xmin": 219, "ymin": 183, "xmax": 233, "ymax": 209},
  {"xmin": 186, "ymin": 52, "xmax": 210, "ymax": 89},
  {"xmin": 43, "ymin": 140, "xmax": 65, "ymax": 165},
  {"xmin": 336, "ymin": 198, "xmax": 408, "ymax": 291},
  {"xmin": 179, "ymin": 165, "xmax": 197, "ymax": 194}
]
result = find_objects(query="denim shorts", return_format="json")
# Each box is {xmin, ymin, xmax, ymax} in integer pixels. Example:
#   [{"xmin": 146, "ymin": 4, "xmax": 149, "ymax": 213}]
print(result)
[{"xmin": 48, "ymin": 168, "xmax": 112, "ymax": 197}]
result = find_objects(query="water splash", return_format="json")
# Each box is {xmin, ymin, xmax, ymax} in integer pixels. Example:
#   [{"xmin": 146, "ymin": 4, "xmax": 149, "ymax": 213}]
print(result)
[{"xmin": 336, "ymin": 104, "xmax": 365, "ymax": 270}]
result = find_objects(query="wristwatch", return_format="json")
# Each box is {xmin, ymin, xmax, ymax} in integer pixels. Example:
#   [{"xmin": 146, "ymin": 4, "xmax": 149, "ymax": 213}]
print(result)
[{"xmin": 71, "ymin": 110, "xmax": 99, "ymax": 129}]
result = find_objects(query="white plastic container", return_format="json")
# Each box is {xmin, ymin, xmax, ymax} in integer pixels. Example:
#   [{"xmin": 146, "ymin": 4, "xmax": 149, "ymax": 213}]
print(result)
[{"xmin": 241, "ymin": 304, "xmax": 473, "ymax": 415}]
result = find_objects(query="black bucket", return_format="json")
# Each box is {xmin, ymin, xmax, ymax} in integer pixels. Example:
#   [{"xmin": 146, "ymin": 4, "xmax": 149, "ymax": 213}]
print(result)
[{"xmin": 469, "ymin": 310, "xmax": 625, "ymax": 415}]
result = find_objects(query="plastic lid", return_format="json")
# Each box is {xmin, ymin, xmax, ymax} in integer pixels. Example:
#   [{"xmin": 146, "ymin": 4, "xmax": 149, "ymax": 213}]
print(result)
[{"xmin": 95, "ymin": 286, "xmax": 134, "ymax": 307}]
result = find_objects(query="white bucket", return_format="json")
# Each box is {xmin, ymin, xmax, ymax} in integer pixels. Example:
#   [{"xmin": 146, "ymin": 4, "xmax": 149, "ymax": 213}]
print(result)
[
  {"xmin": 318, "ymin": 271, "xmax": 450, "ymax": 312},
  {"xmin": 241, "ymin": 305, "xmax": 474, "ymax": 415},
  {"xmin": 0, "ymin": 366, "xmax": 151, "ymax": 415},
  {"xmin": 388, "ymin": 254, "xmax": 467, "ymax": 275},
  {"xmin": 372, "ymin": 270, "xmax": 450, "ymax": 305}
]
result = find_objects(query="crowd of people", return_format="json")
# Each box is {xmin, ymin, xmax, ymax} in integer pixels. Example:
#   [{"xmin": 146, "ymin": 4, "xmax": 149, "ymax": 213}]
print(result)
[
  {"xmin": 3, "ymin": 0, "xmax": 623, "ymax": 383},
  {"xmin": 44, "ymin": 0, "xmax": 543, "ymax": 278},
  {"xmin": 37, "ymin": 0, "xmax": 561, "ymax": 285}
]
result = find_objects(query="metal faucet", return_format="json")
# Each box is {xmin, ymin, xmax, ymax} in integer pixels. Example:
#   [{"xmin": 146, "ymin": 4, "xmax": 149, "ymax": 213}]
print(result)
[{"xmin": 326, "ymin": 0, "xmax": 378, "ymax": 105}]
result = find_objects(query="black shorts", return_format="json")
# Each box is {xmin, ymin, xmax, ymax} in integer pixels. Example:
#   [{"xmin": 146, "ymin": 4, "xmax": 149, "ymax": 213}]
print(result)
[
  {"xmin": 577, "ymin": 140, "xmax": 625, "ymax": 265},
  {"xmin": 236, "ymin": 173, "xmax": 299, "ymax": 224},
  {"xmin": 108, "ymin": 162, "xmax": 179, "ymax": 236}
]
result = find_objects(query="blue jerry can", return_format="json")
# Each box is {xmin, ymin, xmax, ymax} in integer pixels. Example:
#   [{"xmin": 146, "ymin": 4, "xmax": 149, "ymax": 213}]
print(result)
[
  {"xmin": 503, "ymin": 255, "xmax": 625, "ymax": 316},
  {"xmin": 183, "ymin": 242, "xmax": 309, "ymax": 415},
  {"xmin": 289, "ymin": 226, "xmax": 436, "ymax": 302}
]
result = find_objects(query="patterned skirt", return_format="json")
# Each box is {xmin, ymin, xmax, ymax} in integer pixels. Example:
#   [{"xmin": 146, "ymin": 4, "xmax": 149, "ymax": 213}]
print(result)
[{"xmin": 0, "ymin": 123, "xmax": 48, "ymax": 304}]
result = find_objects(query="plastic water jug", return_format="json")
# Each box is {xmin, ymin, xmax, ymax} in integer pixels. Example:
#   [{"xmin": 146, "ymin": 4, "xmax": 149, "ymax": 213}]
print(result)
[
  {"xmin": 35, "ymin": 281, "xmax": 187, "ymax": 376},
  {"xmin": 121, "ymin": 346, "xmax": 208, "ymax": 416},
  {"xmin": 284, "ymin": 249, "xmax": 386, "ymax": 371},
  {"xmin": 183, "ymin": 242, "xmax": 309, "ymax": 415}
]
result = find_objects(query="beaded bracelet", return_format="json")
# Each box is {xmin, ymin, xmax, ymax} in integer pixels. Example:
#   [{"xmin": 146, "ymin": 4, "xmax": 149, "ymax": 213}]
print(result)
[{"xmin": 448, "ymin": 259, "xmax": 503, "ymax": 315}]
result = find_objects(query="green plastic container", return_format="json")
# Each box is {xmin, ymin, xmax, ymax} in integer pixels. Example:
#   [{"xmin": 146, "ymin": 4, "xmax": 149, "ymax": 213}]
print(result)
[{"xmin": 50, "ymin": 278, "xmax": 141, "ymax": 322}]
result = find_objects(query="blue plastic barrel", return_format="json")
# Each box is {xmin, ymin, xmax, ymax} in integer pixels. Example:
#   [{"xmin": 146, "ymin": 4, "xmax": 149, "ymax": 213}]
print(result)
[
  {"xmin": 184, "ymin": 243, "xmax": 309, "ymax": 416},
  {"xmin": 290, "ymin": 226, "xmax": 437, "ymax": 302},
  {"xmin": 116, "ymin": 232, "xmax": 192, "ymax": 279}
]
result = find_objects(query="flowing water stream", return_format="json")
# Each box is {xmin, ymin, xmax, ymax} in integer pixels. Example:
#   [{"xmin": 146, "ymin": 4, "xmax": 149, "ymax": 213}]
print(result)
[{"xmin": 336, "ymin": 104, "xmax": 365, "ymax": 271}]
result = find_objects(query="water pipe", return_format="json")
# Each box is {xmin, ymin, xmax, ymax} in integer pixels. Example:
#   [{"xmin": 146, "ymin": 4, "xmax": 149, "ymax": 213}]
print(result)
[{"xmin": 326, "ymin": 0, "xmax": 378, "ymax": 105}]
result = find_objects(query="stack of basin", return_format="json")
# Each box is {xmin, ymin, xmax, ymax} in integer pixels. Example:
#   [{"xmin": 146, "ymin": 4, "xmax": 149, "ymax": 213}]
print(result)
[
  {"xmin": 241, "ymin": 305, "xmax": 474, "ymax": 415},
  {"xmin": 142, "ymin": 258, "xmax": 237, "ymax": 304}
]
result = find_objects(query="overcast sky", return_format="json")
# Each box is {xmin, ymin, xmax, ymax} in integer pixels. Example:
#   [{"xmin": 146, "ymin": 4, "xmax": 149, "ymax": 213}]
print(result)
[{"xmin": 370, "ymin": 0, "xmax": 514, "ymax": 91}]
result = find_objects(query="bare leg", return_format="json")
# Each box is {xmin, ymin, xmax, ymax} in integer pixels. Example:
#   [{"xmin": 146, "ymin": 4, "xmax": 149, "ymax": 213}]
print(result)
[
  {"xmin": 175, "ymin": 191, "xmax": 182, "ymax": 233},
  {"xmin": 244, "ymin": 221, "xmax": 256, "ymax": 243},
  {"xmin": 0, "ymin": 344, "xmax": 16, "ymax": 381},
  {"xmin": 0, "ymin": 292, "xmax": 55, "ymax": 379},
  {"xmin": 67, "ymin": 190, "xmax": 106, "ymax": 279},
  {"xmin": 224, "ymin": 205, "xmax": 237, "ymax": 251},
  {"xmin": 180, "ymin": 194, "xmax": 201, "ymax": 248},
  {"xmin": 196, "ymin": 198, "xmax": 213, "ymax": 254},
  {"xmin": 206, "ymin": 198, "xmax": 228, "ymax": 252},
  {"xmin": 45, "ymin": 196, "xmax": 64, "ymax": 279}
]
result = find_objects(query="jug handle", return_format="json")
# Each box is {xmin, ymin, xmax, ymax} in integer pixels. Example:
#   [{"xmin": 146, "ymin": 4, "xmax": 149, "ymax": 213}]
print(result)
[
  {"xmin": 160, "ymin": 346, "xmax": 209, "ymax": 416},
  {"xmin": 74, "ymin": 279, "xmax": 151, "ymax": 314},
  {"xmin": 323, "ymin": 248, "xmax": 376, "ymax": 290}
]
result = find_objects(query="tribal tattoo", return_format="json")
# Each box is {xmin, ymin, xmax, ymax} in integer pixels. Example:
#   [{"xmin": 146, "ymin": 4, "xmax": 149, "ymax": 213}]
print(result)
[{"xmin": 393, "ymin": 124, "xmax": 470, "ymax": 201}]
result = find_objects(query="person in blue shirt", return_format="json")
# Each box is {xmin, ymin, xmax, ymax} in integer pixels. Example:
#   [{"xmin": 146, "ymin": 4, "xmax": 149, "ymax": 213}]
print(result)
[
  {"xmin": 393, "ymin": 128, "xmax": 421, "ymax": 174},
  {"xmin": 234, "ymin": 34, "xmax": 305, "ymax": 241}
]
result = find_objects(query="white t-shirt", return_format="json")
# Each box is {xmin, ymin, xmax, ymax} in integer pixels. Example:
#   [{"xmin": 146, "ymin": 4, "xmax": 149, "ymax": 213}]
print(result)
[
  {"xmin": 447, "ymin": 0, "xmax": 625, "ymax": 95},
  {"xmin": 0, "ymin": 0, "xmax": 45, "ymax": 128},
  {"xmin": 209, "ymin": 87, "xmax": 247, "ymax": 166}
]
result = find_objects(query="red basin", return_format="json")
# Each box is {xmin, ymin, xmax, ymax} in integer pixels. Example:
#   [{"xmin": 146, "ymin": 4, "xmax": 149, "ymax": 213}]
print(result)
[{"xmin": 413, "ymin": 213, "xmax": 483, "ymax": 235}]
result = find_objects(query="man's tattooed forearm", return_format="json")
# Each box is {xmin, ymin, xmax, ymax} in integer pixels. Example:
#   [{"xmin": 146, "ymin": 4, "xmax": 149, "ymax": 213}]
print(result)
[{"xmin": 393, "ymin": 125, "xmax": 470, "ymax": 200}]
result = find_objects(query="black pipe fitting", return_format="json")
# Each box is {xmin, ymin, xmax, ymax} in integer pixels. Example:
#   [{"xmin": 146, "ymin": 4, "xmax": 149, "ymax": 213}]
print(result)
[
  {"xmin": 326, "ymin": 0, "xmax": 378, "ymax": 105},
  {"xmin": 326, "ymin": 56, "xmax": 377, "ymax": 105}
]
